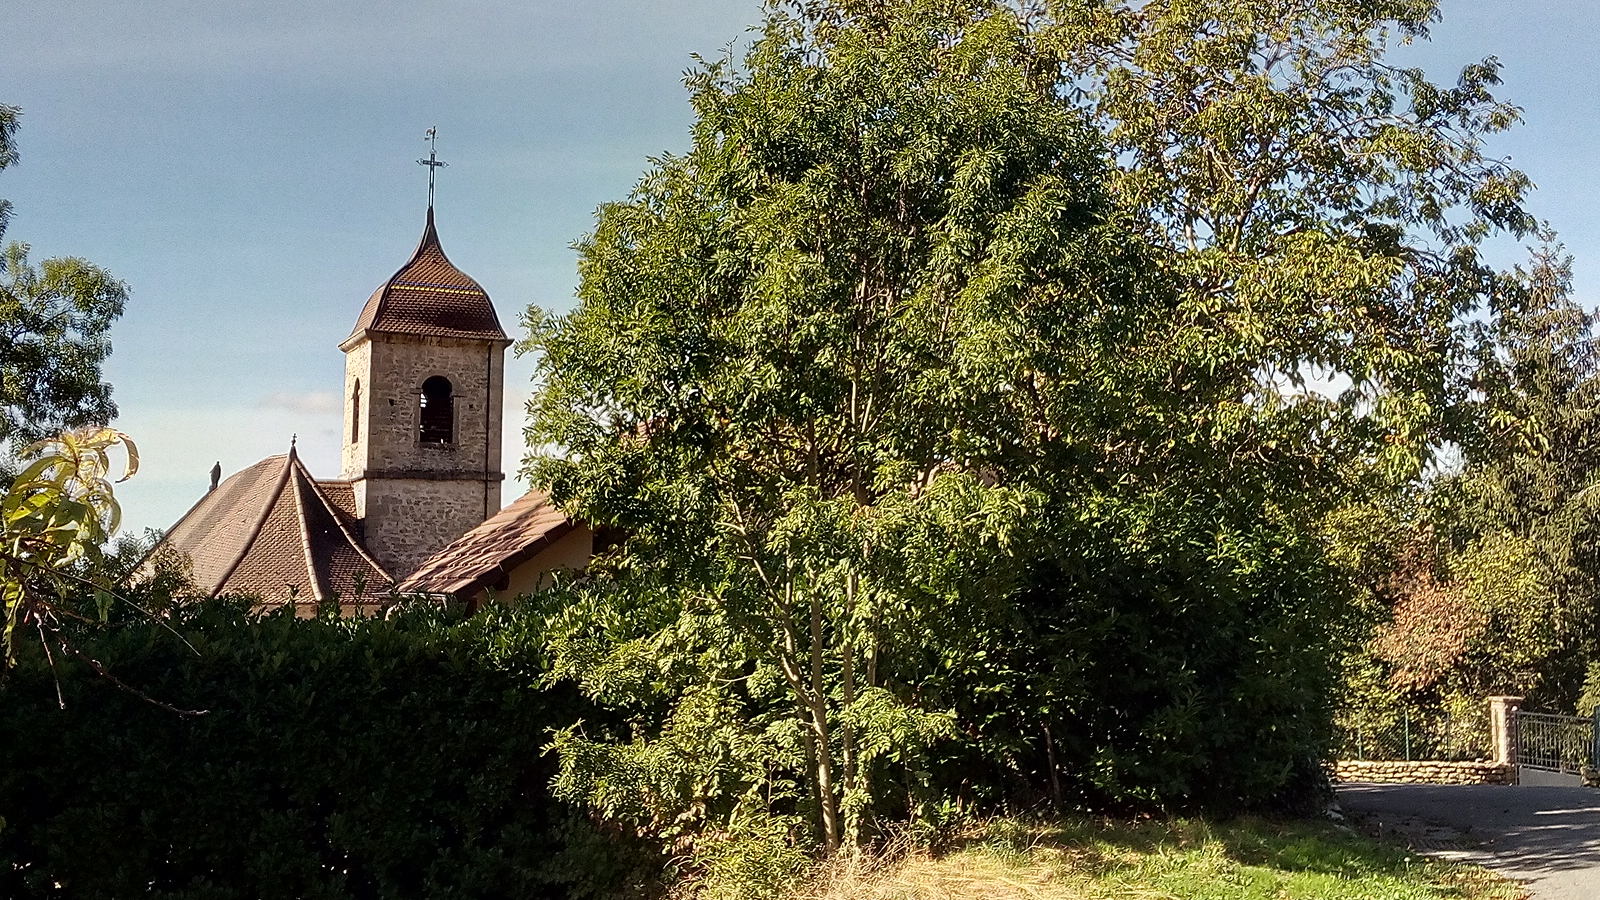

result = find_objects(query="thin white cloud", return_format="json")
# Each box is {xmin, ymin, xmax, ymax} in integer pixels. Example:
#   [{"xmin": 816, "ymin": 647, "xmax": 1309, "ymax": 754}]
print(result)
[{"xmin": 260, "ymin": 390, "xmax": 342, "ymax": 414}]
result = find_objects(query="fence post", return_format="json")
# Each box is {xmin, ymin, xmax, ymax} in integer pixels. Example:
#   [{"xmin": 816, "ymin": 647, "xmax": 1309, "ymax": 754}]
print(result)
[
  {"xmin": 1488, "ymin": 695, "xmax": 1523, "ymax": 771},
  {"xmin": 1592, "ymin": 706, "xmax": 1599, "ymax": 772},
  {"xmin": 1404, "ymin": 709, "xmax": 1412, "ymax": 761}
]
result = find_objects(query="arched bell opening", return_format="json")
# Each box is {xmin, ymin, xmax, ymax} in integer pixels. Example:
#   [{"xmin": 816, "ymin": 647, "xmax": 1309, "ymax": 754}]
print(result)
[
  {"xmin": 350, "ymin": 379, "xmax": 362, "ymax": 444},
  {"xmin": 419, "ymin": 375, "xmax": 454, "ymax": 444}
]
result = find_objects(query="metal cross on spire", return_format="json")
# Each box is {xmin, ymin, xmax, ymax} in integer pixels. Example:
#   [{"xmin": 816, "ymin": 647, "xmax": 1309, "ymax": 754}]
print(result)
[{"xmin": 418, "ymin": 126, "xmax": 448, "ymax": 208}]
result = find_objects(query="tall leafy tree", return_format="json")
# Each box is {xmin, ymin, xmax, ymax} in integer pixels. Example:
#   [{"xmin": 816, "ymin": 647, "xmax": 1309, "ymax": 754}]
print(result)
[
  {"xmin": 528, "ymin": 0, "xmax": 1136, "ymax": 856},
  {"xmin": 1449, "ymin": 239, "xmax": 1600, "ymax": 707},
  {"xmin": 0, "ymin": 105, "xmax": 127, "ymax": 470},
  {"xmin": 1, "ymin": 245, "xmax": 127, "ymax": 462},
  {"xmin": 525, "ymin": 0, "xmax": 1537, "ymax": 867},
  {"xmin": 1466, "ymin": 241, "xmax": 1600, "ymax": 585},
  {"xmin": 996, "ymin": 0, "xmax": 1537, "ymax": 804},
  {"xmin": 1046, "ymin": 0, "xmax": 1533, "ymax": 490},
  {"xmin": 1335, "ymin": 242, "xmax": 1600, "ymax": 738}
]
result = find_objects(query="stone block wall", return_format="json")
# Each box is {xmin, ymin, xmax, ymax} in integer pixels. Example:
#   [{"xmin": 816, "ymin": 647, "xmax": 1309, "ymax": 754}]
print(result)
[
  {"xmin": 340, "ymin": 339, "xmax": 372, "ymax": 477},
  {"xmin": 343, "ymin": 334, "xmax": 505, "ymax": 482},
  {"xmin": 340, "ymin": 331, "xmax": 510, "ymax": 579},
  {"xmin": 357, "ymin": 476, "xmax": 501, "ymax": 579},
  {"xmin": 1333, "ymin": 760, "xmax": 1514, "ymax": 785}
]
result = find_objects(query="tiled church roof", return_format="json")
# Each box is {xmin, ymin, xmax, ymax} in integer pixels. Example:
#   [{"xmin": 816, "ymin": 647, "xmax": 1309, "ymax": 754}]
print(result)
[
  {"xmin": 158, "ymin": 448, "xmax": 393, "ymax": 613},
  {"xmin": 345, "ymin": 207, "xmax": 508, "ymax": 343},
  {"xmin": 398, "ymin": 489, "xmax": 573, "ymax": 596}
]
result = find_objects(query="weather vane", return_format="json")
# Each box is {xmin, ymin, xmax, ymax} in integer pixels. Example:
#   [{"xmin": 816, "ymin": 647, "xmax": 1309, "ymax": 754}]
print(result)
[{"xmin": 418, "ymin": 126, "xmax": 447, "ymax": 208}]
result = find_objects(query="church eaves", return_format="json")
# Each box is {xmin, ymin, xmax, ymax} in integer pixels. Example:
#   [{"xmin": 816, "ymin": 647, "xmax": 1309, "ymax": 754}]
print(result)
[{"xmin": 344, "ymin": 207, "xmax": 508, "ymax": 345}]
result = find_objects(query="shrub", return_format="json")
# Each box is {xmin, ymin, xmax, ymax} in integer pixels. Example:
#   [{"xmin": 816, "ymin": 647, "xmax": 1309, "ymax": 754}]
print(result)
[{"xmin": 0, "ymin": 599, "xmax": 651, "ymax": 900}]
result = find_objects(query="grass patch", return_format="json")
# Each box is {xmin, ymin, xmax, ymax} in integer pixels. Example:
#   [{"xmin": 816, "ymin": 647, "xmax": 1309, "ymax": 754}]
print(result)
[{"xmin": 775, "ymin": 816, "xmax": 1521, "ymax": 900}]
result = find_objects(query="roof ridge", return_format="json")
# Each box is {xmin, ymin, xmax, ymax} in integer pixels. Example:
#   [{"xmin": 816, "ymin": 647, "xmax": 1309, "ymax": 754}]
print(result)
[
  {"xmin": 396, "ymin": 489, "xmax": 577, "ymax": 596},
  {"xmin": 300, "ymin": 466, "xmax": 394, "ymax": 584},
  {"xmin": 287, "ymin": 456, "xmax": 331, "ymax": 603},
  {"xmin": 146, "ymin": 454, "xmax": 290, "ymax": 558},
  {"xmin": 465, "ymin": 520, "xmax": 577, "ymax": 597}
]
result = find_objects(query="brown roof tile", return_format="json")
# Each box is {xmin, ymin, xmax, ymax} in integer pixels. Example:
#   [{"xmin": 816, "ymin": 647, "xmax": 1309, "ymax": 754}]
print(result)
[
  {"xmin": 346, "ymin": 207, "xmax": 508, "ymax": 343},
  {"xmin": 155, "ymin": 448, "xmax": 393, "ymax": 612},
  {"xmin": 318, "ymin": 480, "xmax": 361, "ymax": 522},
  {"xmin": 398, "ymin": 488, "xmax": 574, "ymax": 596}
]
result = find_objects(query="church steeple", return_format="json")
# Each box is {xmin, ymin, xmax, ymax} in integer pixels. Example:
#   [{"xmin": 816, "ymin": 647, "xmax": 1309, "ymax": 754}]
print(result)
[
  {"xmin": 343, "ymin": 208, "xmax": 506, "ymax": 346},
  {"xmin": 338, "ymin": 202, "xmax": 511, "ymax": 578}
]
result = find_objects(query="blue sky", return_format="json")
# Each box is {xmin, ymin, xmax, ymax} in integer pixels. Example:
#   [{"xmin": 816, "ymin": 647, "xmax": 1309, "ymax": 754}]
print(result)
[{"xmin": 0, "ymin": 0, "xmax": 1593, "ymax": 537}]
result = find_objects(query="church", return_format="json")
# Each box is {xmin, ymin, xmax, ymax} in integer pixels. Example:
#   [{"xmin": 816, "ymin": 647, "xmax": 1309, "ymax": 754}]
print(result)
[{"xmin": 152, "ymin": 202, "xmax": 593, "ymax": 614}]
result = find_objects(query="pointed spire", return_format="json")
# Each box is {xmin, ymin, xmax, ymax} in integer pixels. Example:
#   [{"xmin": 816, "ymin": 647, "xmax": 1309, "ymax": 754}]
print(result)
[
  {"xmin": 420, "ymin": 204, "xmax": 439, "ymax": 252},
  {"xmin": 343, "ymin": 205, "xmax": 507, "ymax": 345}
]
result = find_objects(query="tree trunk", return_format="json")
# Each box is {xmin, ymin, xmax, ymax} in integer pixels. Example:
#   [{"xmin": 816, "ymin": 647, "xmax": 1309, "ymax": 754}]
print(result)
[
  {"xmin": 809, "ymin": 586, "xmax": 840, "ymax": 852},
  {"xmin": 841, "ymin": 571, "xmax": 869, "ymax": 846},
  {"xmin": 1044, "ymin": 724, "xmax": 1062, "ymax": 805}
]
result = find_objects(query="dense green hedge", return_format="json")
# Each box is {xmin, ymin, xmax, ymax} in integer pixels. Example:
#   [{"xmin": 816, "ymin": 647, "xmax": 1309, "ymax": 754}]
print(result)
[{"xmin": 0, "ymin": 600, "xmax": 642, "ymax": 900}]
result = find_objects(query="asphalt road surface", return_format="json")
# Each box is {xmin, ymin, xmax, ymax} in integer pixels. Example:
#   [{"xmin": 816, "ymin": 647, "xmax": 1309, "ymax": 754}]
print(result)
[{"xmin": 1339, "ymin": 782, "xmax": 1600, "ymax": 900}]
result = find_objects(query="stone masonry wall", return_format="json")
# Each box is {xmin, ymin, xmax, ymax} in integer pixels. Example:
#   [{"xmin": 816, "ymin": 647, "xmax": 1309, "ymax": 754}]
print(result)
[
  {"xmin": 344, "ymin": 334, "xmax": 505, "ymax": 482},
  {"xmin": 358, "ymin": 477, "xmax": 500, "ymax": 579},
  {"xmin": 342, "ymin": 332, "xmax": 508, "ymax": 578},
  {"xmin": 1333, "ymin": 760, "xmax": 1514, "ymax": 785},
  {"xmin": 340, "ymin": 339, "xmax": 372, "ymax": 477}
]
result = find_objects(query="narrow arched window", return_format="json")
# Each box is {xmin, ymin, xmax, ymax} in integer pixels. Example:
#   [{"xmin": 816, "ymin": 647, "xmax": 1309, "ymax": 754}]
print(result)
[
  {"xmin": 419, "ymin": 375, "xmax": 454, "ymax": 444},
  {"xmin": 351, "ymin": 380, "xmax": 362, "ymax": 443}
]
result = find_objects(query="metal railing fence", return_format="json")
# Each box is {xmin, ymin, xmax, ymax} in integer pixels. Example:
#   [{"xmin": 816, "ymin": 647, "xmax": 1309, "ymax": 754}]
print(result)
[
  {"xmin": 1335, "ymin": 706, "xmax": 1490, "ymax": 762},
  {"xmin": 1517, "ymin": 710, "xmax": 1598, "ymax": 774}
]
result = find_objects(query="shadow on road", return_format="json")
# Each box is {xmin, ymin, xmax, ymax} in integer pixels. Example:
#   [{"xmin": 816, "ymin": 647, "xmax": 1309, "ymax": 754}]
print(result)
[{"xmin": 1340, "ymin": 782, "xmax": 1600, "ymax": 900}]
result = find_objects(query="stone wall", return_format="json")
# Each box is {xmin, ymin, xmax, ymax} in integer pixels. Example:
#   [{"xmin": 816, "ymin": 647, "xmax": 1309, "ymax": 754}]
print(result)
[
  {"xmin": 340, "ymin": 339, "xmax": 372, "ymax": 477},
  {"xmin": 357, "ymin": 476, "xmax": 502, "ymax": 580},
  {"xmin": 341, "ymin": 331, "xmax": 510, "ymax": 578},
  {"xmin": 343, "ymin": 334, "xmax": 505, "ymax": 483},
  {"xmin": 1333, "ymin": 760, "xmax": 1514, "ymax": 785}
]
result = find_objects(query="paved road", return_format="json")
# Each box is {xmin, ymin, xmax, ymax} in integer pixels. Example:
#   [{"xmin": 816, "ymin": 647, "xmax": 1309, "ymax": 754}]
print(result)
[{"xmin": 1339, "ymin": 783, "xmax": 1600, "ymax": 900}]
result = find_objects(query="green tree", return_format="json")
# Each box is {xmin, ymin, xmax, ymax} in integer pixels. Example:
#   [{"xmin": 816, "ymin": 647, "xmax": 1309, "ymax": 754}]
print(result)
[
  {"xmin": 1378, "ymin": 239, "xmax": 1600, "ymax": 712},
  {"xmin": 1050, "ymin": 0, "xmax": 1532, "ymax": 486},
  {"xmin": 1, "ymin": 244, "xmax": 127, "ymax": 462},
  {"xmin": 526, "ymin": 0, "xmax": 1537, "ymax": 869},
  {"xmin": 1464, "ymin": 239, "xmax": 1600, "ymax": 698},
  {"xmin": 981, "ymin": 0, "xmax": 1536, "ymax": 805},
  {"xmin": 0, "ymin": 104, "xmax": 127, "ymax": 470},
  {"xmin": 0, "ymin": 102, "xmax": 18, "ymax": 239},
  {"xmin": 528, "ymin": 0, "xmax": 1132, "ymax": 857},
  {"xmin": 1337, "ymin": 238, "xmax": 1600, "ymax": 740}
]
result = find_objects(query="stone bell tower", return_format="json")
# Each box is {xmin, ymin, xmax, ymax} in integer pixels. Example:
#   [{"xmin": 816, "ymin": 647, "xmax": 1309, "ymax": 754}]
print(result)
[{"xmin": 338, "ymin": 205, "xmax": 511, "ymax": 577}]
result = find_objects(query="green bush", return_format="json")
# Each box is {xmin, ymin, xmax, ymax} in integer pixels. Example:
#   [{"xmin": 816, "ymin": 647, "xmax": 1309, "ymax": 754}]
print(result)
[
  {"xmin": 915, "ymin": 500, "xmax": 1351, "ymax": 815},
  {"xmin": 0, "ymin": 599, "xmax": 650, "ymax": 900}
]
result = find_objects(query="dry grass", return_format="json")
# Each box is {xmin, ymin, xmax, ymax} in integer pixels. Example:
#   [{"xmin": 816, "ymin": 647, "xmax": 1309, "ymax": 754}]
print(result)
[
  {"xmin": 772, "ymin": 817, "xmax": 1522, "ymax": 900},
  {"xmin": 795, "ymin": 849, "xmax": 1081, "ymax": 900}
]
